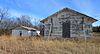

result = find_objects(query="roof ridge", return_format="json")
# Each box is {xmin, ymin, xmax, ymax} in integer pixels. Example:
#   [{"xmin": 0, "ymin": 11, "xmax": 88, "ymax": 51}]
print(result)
[{"xmin": 40, "ymin": 7, "xmax": 97, "ymax": 23}]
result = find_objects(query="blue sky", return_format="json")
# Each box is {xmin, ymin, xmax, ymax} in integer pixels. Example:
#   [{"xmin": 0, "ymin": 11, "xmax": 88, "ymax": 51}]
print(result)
[{"xmin": 0, "ymin": 0, "xmax": 100, "ymax": 26}]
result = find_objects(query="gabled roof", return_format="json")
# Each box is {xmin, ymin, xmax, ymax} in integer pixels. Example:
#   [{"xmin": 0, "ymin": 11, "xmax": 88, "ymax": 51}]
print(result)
[
  {"xmin": 12, "ymin": 26, "xmax": 37, "ymax": 31},
  {"xmin": 40, "ymin": 8, "xmax": 98, "ymax": 23}
]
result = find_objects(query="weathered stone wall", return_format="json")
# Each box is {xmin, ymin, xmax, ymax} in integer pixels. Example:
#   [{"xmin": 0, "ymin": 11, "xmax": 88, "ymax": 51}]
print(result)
[
  {"xmin": 43, "ymin": 10, "xmax": 92, "ymax": 38},
  {"xmin": 84, "ymin": 16, "xmax": 93, "ymax": 37}
]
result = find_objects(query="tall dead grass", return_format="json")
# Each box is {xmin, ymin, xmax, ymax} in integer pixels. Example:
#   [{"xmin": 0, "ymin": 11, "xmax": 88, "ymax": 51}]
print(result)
[{"xmin": 0, "ymin": 35, "xmax": 100, "ymax": 54}]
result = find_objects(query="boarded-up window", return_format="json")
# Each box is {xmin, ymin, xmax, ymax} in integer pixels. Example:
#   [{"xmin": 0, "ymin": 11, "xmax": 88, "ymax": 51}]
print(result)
[{"xmin": 45, "ymin": 30, "xmax": 49, "ymax": 35}]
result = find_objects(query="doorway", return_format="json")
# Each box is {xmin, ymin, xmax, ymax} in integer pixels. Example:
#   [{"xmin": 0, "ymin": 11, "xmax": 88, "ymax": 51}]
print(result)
[
  {"xmin": 19, "ymin": 31, "xmax": 22, "ymax": 37},
  {"xmin": 62, "ymin": 21, "xmax": 70, "ymax": 38}
]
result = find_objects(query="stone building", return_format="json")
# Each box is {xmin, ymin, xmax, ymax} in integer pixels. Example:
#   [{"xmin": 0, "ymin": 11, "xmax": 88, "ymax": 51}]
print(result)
[{"xmin": 40, "ymin": 8, "xmax": 97, "ymax": 38}]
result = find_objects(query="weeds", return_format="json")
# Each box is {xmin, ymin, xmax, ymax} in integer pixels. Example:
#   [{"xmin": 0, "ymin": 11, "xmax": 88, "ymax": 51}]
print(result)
[{"xmin": 0, "ymin": 35, "xmax": 100, "ymax": 54}]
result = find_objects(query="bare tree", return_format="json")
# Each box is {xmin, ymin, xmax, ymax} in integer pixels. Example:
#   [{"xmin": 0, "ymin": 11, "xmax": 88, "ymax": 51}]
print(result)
[
  {"xmin": 0, "ymin": 8, "xmax": 9, "ymax": 23},
  {"xmin": 16, "ymin": 15, "xmax": 33, "ymax": 27},
  {"xmin": 0, "ymin": 8, "xmax": 34, "ymax": 35}
]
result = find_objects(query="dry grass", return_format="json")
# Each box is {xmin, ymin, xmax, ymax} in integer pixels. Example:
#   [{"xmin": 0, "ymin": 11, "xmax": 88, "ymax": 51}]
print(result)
[{"xmin": 0, "ymin": 34, "xmax": 100, "ymax": 54}]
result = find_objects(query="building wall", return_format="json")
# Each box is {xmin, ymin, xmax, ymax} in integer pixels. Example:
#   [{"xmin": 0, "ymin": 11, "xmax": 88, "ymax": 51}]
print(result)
[
  {"xmin": 43, "ymin": 10, "xmax": 93, "ymax": 38},
  {"xmin": 12, "ymin": 30, "xmax": 29, "ymax": 37},
  {"xmin": 12, "ymin": 30, "xmax": 38, "ymax": 37},
  {"xmin": 83, "ymin": 17, "xmax": 93, "ymax": 37}
]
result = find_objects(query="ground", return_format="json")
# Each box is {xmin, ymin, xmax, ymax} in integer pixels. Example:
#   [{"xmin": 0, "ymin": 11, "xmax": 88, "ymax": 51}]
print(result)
[{"xmin": 0, "ymin": 32, "xmax": 100, "ymax": 54}]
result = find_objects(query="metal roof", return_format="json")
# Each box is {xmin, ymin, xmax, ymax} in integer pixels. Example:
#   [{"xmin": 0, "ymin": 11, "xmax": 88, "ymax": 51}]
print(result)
[{"xmin": 13, "ymin": 26, "xmax": 37, "ymax": 31}]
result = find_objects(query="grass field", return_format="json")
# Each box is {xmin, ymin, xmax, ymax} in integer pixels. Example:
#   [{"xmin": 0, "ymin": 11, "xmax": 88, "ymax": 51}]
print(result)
[{"xmin": 0, "ymin": 32, "xmax": 100, "ymax": 54}]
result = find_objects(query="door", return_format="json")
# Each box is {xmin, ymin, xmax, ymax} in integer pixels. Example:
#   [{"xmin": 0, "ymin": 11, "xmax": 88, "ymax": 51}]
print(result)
[
  {"xmin": 19, "ymin": 31, "xmax": 22, "ymax": 37},
  {"xmin": 62, "ymin": 21, "xmax": 70, "ymax": 38}
]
